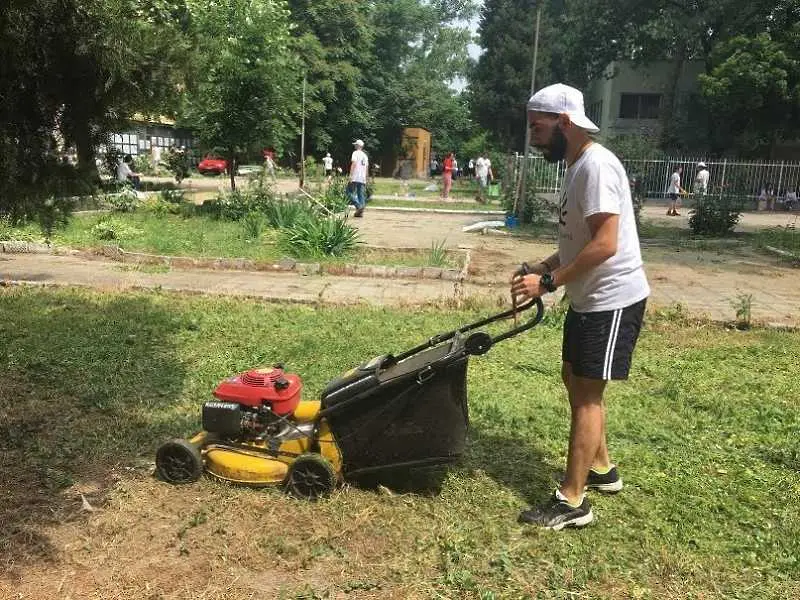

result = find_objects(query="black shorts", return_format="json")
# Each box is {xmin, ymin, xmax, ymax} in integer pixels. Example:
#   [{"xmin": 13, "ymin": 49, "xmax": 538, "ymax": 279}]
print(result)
[{"xmin": 562, "ymin": 299, "xmax": 646, "ymax": 380}]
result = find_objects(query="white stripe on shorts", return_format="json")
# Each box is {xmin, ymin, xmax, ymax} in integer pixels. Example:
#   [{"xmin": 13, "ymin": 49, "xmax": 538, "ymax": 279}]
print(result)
[{"xmin": 603, "ymin": 309, "xmax": 623, "ymax": 380}]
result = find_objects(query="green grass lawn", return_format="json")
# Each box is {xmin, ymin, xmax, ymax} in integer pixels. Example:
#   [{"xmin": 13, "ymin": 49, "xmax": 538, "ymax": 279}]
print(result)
[
  {"xmin": 1, "ymin": 287, "xmax": 798, "ymax": 598},
  {"xmin": 371, "ymin": 178, "xmax": 497, "ymax": 200},
  {"xmin": 2, "ymin": 212, "xmax": 462, "ymax": 269}
]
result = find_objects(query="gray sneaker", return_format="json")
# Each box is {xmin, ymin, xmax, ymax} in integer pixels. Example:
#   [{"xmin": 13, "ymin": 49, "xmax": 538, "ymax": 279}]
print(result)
[
  {"xmin": 518, "ymin": 491, "xmax": 594, "ymax": 530},
  {"xmin": 586, "ymin": 466, "xmax": 623, "ymax": 493},
  {"xmin": 557, "ymin": 465, "xmax": 624, "ymax": 494}
]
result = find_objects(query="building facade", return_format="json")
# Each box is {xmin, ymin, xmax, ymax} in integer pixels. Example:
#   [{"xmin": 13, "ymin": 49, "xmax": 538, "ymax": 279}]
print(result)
[{"xmin": 584, "ymin": 60, "xmax": 705, "ymax": 138}]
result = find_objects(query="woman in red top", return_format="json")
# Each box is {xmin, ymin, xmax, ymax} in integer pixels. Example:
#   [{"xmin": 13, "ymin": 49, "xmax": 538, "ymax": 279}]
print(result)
[{"xmin": 441, "ymin": 152, "xmax": 454, "ymax": 199}]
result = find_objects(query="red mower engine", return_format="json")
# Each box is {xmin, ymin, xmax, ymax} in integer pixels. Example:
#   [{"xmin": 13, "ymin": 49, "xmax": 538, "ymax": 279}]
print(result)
[{"xmin": 202, "ymin": 365, "xmax": 303, "ymax": 439}]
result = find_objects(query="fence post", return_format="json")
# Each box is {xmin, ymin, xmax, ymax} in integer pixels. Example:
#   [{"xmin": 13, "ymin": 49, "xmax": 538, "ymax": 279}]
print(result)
[
  {"xmin": 720, "ymin": 158, "xmax": 727, "ymax": 195},
  {"xmin": 777, "ymin": 161, "xmax": 785, "ymax": 198}
]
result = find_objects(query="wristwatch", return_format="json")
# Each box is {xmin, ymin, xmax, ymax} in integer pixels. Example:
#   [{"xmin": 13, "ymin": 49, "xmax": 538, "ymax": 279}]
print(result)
[{"xmin": 540, "ymin": 272, "xmax": 557, "ymax": 293}]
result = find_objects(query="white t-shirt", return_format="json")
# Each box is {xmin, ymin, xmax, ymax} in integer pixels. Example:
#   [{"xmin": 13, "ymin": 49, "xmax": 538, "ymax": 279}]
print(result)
[
  {"xmin": 323, "ymin": 156, "xmax": 333, "ymax": 170},
  {"xmin": 695, "ymin": 169, "xmax": 709, "ymax": 193},
  {"xmin": 475, "ymin": 157, "xmax": 491, "ymax": 178},
  {"xmin": 667, "ymin": 172, "xmax": 681, "ymax": 194},
  {"xmin": 116, "ymin": 160, "xmax": 133, "ymax": 182},
  {"xmin": 350, "ymin": 149, "xmax": 368, "ymax": 183},
  {"xmin": 557, "ymin": 143, "xmax": 650, "ymax": 313}
]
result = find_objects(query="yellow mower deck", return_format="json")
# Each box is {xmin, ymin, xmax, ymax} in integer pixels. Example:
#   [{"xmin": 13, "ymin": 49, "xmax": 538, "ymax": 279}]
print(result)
[{"xmin": 198, "ymin": 400, "xmax": 342, "ymax": 486}]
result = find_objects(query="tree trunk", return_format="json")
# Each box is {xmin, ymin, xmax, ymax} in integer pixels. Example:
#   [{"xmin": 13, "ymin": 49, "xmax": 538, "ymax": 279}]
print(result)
[
  {"xmin": 74, "ymin": 122, "xmax": 100, "ymax": 182},
  {"xmin": 229, "ymin": 154, "xmax": 236, "ymax": 190},
  {"xmin": 659, "ymin": 44, "xmax": 688, "ymax": 151}
]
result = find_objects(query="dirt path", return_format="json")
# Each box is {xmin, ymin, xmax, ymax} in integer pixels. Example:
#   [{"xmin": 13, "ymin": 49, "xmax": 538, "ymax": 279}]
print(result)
[{"xmin": 351, "ymin": 209, "xmax": 800, "ymax": 325}]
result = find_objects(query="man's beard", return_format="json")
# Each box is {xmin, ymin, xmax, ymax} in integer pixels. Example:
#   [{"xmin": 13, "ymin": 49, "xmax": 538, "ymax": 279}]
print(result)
[{"xmin": 537, "ymin": 126, "xmax": 568, "ymax": 163}]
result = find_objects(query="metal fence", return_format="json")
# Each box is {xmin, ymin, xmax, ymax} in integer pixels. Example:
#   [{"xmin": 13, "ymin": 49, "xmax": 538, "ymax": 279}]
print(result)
[{"xmin": 509, "ymin": 153, "xmax": 800, "ymax": 205}]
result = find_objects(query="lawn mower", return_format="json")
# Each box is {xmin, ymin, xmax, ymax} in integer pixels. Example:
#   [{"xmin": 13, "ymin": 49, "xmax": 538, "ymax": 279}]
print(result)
[{"xmin": 155, "ymin": 298, "xmax": 544, "ymax": 499}]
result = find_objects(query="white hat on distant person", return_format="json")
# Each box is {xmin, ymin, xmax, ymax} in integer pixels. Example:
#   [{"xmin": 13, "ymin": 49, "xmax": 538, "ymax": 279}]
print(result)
[
  {"xmin": 353, "ymin": 139, "xmax": 365, "ymax": 147},
  {"xmin": 698, "ymin": 161, "xmax": 707, "ymax": 168},
  {"xmin": 527, "ymin": 83, "xmax": 599, "ymax": 133}
]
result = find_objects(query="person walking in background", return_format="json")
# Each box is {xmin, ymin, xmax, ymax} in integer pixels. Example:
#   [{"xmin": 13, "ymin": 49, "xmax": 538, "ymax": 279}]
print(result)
[
  {"xmin": 349, "ymin": 139, "xmax": 369, "ymax": 217},
  {"xmin": 116, "ymin": 154, "xmax": 141, "ymax": 190},
  {"xmin": 441, "ymin": 152, "xmax": 454, "ymax": 199},
  {"xmin": 766, "ymin": 185, "xmax": 776, "ymax": 211},
  {"xmin": 323, "ymin": 152, "xmax": 334, "ymax": 182},
  {"xmin": 694, "ymin": 162, "xmax": 710, "ymax": 196},
  {"xmin": 475, "ymin": 152, "xmax": 493, "ymax": 203},
  {"xmin": 666, "ymin": 165, "xmax": 685, "ymax": 216},
  {"xmin": 264, "ymin": 153, "xmax": 276, "ymax": 181}
]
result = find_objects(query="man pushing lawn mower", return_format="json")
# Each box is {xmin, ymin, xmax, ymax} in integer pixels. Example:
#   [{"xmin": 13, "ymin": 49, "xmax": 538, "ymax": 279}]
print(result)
[{"xmin": 511, "ymin": 84, "xmax": 650, "ymax": 530}]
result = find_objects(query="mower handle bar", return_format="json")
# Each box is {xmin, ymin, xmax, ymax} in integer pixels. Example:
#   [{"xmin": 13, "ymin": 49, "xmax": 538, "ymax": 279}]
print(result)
[{"xmin": 392, "ymin": 297, "xmax": 544, "ymax": 363}]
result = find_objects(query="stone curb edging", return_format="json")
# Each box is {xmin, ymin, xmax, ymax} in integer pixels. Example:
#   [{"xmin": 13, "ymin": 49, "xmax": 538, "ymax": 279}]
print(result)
[
  {"xmin": 764, "ymin": 245, "xmax": 800, "ymax": 261},
  {"xmin": 0, "ymin": 240, "xmax": 470, "ymax": 282}
]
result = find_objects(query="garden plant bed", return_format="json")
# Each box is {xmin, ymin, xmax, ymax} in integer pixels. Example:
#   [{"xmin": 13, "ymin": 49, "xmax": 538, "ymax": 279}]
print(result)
[{"xmin": 0, "ymin": 212, "xmax": 469, "ymax": 279}]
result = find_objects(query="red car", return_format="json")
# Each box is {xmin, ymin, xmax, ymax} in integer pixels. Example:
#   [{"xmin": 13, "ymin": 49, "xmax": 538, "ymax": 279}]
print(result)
[{"xmin": 198, "ymin": 154, "xmax": 228, "ymax": 175}]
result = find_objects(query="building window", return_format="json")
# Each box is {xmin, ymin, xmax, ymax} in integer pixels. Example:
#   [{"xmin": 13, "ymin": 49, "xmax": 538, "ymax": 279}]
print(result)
[
  {"xmin": 587, "ymin": 101, "xmax": 603, "ymax": 128},
  {"xmin": 619, "ymin": 93, "xmax": 661, "ymax": 119}
]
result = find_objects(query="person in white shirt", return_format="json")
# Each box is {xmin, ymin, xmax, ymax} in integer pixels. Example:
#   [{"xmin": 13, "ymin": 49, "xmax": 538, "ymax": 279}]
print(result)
[
  {"xmin": 666, "ymin": 165, "xmax": 685, "ymax": 216},
  {"xmin": 694, "ymin": 162, "xmax": 710, "ymax": 196},
  {"xmin": 349, "ymin": 139, "xmax": 369, "ymax": 217},
  {"xmin": 116, "ymin": 154, "xmax": 141, "ymax": 189},
  {"xmin": 322, "ymin": 152, "xmax": 334, "ymax": 181},
  {"xmin": 474, "ymin": 153, "xmax": 493, "ymax": 203},
  {"xmin": 785, "ymin": 188, "xmax": 798, "ymax": 210},
  {"xmin": 512, "ymin": 83, "xmax": 650, "ymax": 530}
]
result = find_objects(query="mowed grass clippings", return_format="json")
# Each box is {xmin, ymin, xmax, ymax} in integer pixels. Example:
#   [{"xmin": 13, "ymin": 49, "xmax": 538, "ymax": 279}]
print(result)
[{"xmin": 0, "ymin": 287, "xmax": 798, "ymax": 599}]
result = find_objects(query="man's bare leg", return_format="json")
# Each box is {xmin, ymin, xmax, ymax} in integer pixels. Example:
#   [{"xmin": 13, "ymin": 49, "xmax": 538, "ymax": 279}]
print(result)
[
  {"xmin": 562, "ymin": 362, "xmax": 611, "ymax": 473},
  {"xmin": 559, "ymin": 368, "xmax": 607, "ymax": 505}
]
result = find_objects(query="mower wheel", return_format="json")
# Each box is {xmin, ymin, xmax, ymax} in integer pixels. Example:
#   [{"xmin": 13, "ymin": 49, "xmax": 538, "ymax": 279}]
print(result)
[
  {"xmin": 285, "ymin": 454, "xmax": 337, "ymax": 500},
  {"xmin": 156, "ymin": 438, "xmax": 204, "ymax": 484}
]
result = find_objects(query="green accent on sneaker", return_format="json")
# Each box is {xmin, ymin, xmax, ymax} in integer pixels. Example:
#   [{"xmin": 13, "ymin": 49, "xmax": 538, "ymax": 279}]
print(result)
[{"xmin": 590, "ymin": 464, "xmax": 613, "ymax": 475}]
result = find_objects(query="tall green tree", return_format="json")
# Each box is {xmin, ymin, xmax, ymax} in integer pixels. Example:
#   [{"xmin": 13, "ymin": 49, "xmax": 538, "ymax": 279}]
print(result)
[
  {"xmin": 469, "ymin": 0, "xmax": 565, "ymax": 152},
  {"xmin": 363, "ymin": 0, "xmax": 478, "ymax": 164},
  {"xmin": 183, "ymin": 0, "xmax": 301, "ymax": 189},
  {"xmin": 59, "ymin": 0, "xmax": 193, "ymax": 176},
  {"xmin": 286, "ymin": 0, "xmax": 374, "ymax": 164},
  {"xmin": 699, "ymin": 32, "xmax": 800, "ymax": 156}
]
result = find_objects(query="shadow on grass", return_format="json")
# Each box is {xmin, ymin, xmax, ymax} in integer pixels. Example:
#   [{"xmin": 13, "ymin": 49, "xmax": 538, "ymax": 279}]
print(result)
[
  {"xmin": 0, "ymin": 289, "xmax": 193, "ymax": 579},
  {"xmin": 463, "ymin": 424, "xmax": 556, "ymax": 503}
]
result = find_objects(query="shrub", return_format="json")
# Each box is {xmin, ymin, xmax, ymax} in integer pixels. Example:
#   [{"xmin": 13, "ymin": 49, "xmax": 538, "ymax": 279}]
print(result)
[
  {"xmin": 164, "ymin": 147, "xmax": 191, "ymax": 183},
  {"xmin": 503, "ymin": 187, "xmax": 552, "ymax": 226},
  {"xmin": 200, "ymin": 189, "xmax": 251, "ymax": 221},
  {"xmin": 91, "ymin": 218, "xmax": 143, "ymax": 241},
  {"xmin": 106, "ymin": 189, "xmax": 141, "ymax": 213},
  {"xmin": 160, "ymin": 189, "xmax": 186, "ymax": 204},
  {"xmin": 689, "ymin": 194, "xmax": 742, "ymax": 236},
  {"xmin": 264, "ymin": 198, "xmax": 314, "ymax": 229},
  {"xmin": 133, "ymin": 154, "xmax": 156, "ymax": 176},
  {"xmin": 241, "ymin": 211, "xmax": 267, "ymax": 240},
  {"xmin": 281, "ymin": 214, "xmax": 360, "ymax": 258},
  {"xmin": 320, "ymin": 177, "xmax": 350, "ymax": 213},
  {"xmin": 140, "ymin": 195, "xmax": 172, "ymax": 217}
]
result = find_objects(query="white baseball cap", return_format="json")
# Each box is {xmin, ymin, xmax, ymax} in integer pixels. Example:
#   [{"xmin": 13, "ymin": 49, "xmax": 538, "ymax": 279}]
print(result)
[
  {"xmin": 698, "ymin": 161, "xmax": 707, "ymax": 168},
  {"xmin": 353, "ymin": 139, "xmax": 364, "ymax": 147},
  {"xmin": 527, "ymin": 83, "xmax": 599, "ymax": 133}
]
